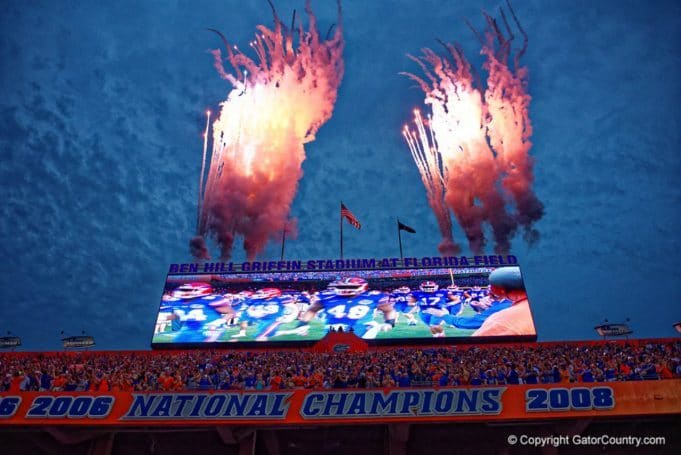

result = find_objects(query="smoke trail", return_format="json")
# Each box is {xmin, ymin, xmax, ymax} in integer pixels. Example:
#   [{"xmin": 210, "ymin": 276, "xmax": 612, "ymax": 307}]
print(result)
[
  {"xmin": 194, "ymin": 1, "xmax": 344, "ymax": 260},
  {"xmin": 402, "ymin": 3, "xmax": 541, "ymax": 254},
  {"xmin": 481, "ymin": 3, "xmax": 544, "ymax": 244},
  {"xmin": 197, "ymin": 110, "xmax": 211, "ymax": 232}
]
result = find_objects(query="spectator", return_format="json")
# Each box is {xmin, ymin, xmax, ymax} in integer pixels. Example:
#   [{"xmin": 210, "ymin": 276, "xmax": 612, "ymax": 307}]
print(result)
[{"xmin": 0, "ymin": 339, "xmax": 679, "ymax": 393}]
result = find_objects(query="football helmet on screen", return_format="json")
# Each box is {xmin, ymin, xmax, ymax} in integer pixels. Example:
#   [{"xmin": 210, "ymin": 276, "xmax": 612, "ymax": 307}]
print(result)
[
  {"xmin": 252, "ymin": 288, "xmax": 282, "ymax": 300},
  {"xmin": 394, "ymin": 286, "xmax": 411, "ymax": 294},
  {"xmin": 171, "ymin": 282, "xmax": 213, "ymax": 299},
  {"xmin": 419, "ymin": 281, "xmax": 439, "ymax": 293},
  {"xmin": 331, "ymin": 277, "xmax": 368, "ymax": 296}
]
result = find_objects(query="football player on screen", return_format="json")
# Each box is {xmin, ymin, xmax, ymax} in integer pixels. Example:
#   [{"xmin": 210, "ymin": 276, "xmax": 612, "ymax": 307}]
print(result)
[
  {"xmin": 391, "ymin": 286, "xmax": 418, "ymax": 326},
  {"xmin": 465, "ymin": 285, "xmax": 490, "ymax": 312},
  {"xmin": 445, "ymin": 284, "xmax": 467, "ymax": 316},
  {"xmin": 231, "ymin": 288, "xmax": 298, "ymax": 341},
  {"xmin": 470, "ymin": 286, "xmax": 495, "ymax": 313},
  {"xmin": 279, "ymin": 277, "xmax": 396, "ymax": 339},
  {"xmin": 158, "ymin": 282, "xmax": 237, "ymax": 342},
  {"xmin": 447, "ymin": 290, "xmax": 513, "ymax": 330},
  {"xmin": 293, "ymin": 290, "xmax": 316, "ymax": 318},
  {"xmin": 407, "ymin": 281, "xmax": 459, "ymax": 337}
]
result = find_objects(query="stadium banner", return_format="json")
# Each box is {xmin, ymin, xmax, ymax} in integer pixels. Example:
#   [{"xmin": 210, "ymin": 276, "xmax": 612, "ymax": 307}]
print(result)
[
  {"xmin": 168, "ymin": 255, "xmax": 519, "ymax": 274},
  {"xmin": 1, "ymin": 382, "xmax": 680, "ymax": 426},
  {"xmin": 151, "ymin": 265, "xmax": 536, "ymax": 348}
]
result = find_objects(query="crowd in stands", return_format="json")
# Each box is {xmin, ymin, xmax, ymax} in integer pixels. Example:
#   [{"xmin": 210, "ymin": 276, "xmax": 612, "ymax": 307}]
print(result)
[{"xmin": 1, "ymin": 340, "xmax": 679, "ymax": 393}]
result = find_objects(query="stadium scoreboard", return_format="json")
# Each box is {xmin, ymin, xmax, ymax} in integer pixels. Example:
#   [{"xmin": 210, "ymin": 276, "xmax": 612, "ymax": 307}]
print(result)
[{"xmin": 151, "ymin": 256, "xmax": 536, "ymax": 349}]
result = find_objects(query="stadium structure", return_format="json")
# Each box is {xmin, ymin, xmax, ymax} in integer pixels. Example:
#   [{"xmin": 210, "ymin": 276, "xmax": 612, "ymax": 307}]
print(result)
[{"xmin": 1, "ymin": 259, "xmax": 680, "ymax": 454}]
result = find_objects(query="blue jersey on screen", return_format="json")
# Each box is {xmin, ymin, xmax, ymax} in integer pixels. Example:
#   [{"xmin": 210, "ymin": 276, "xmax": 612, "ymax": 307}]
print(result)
[
  {"xmin": 410, "ymin": 290, "xmax": 454, "ymax": 326},
  {"xmin": 241, "ymin": 295, "xmax": 295, "ymax": 327},
  {"xmin": 411, "ymin": 290, "xmax": 451, "ymax": 310},
  {"xmin": 468, "ymin": 288, "xmax": 488, "ymax": 301},
  {"xmin": 241, "ymin": 295, "xmax": 298, "ymax": 339},
  {"xmin": 449, "ymin": 289, "xmax": 465, "ymax": 301},
  {"xmin": 291, "ymin": 292, "xmax": 311, "ymax": 314},
  {"xmin": 391, "ymin": 291, "xmax": 414, "ymax": 313},
  {"xmin": 447, "ymin": 290, "xmax": 466, "ymax": 315},
  {"xmin": 448, "ymin": 298, "xmax": 513, "ymax": 329},
  {"xmin": 318, "ymin": 291, "xmax": 385, "ymax": 336},
  {"xmin": 295, "ymin": 292, "xmax": 312, "ymax": 305},
  {"xmin": 317, "ymin": 288, "xmax": 337, "ymax": 301},
  {"xmin": 160, "ymin": 294, "xmax": 231, "ymax": 342}
]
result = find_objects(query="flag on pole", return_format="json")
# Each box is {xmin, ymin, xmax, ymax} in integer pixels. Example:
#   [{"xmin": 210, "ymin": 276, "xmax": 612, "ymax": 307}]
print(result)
[
  {"xmin": 341, "ymin": 203, "xmax": 361, "ymax": 229},
  {"xmin": 397, "ymin": 220, "xmax": 416, "ymax": 233}
]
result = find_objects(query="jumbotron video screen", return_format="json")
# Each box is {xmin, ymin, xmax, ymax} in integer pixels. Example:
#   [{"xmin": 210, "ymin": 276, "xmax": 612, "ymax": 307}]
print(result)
[{"xmin": 151, "ymin": 266, "xmax": 536, "ymax": 347}]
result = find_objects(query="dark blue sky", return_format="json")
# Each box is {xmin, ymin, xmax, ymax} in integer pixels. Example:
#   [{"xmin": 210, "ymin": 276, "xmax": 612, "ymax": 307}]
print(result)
[{"xmin": 1, "ymin": 0, "xmax": 679, "ymax": 350}]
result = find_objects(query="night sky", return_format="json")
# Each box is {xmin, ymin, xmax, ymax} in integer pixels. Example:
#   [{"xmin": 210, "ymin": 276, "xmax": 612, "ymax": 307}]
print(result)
[{"xmin": 1, "ymin": 0, "xmax": 679, "ymax": 350}]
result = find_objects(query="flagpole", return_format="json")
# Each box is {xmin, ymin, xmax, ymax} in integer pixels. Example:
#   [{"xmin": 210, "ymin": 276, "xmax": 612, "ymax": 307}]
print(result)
[
  {"xmin": 398, "ymin": 219, "xmax": 404, "ymax": 260},
  {"xmin": 280, "ymin": 226, "xmax": 286, "ymax": 261},
  {"xmin": 340, "ymin": 201, "xmax": 344, "ymax": 259}
]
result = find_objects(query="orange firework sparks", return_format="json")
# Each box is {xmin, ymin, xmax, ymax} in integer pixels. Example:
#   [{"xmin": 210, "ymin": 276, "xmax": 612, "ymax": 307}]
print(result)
[
  {"xmin": 402, "ymin": 1, "xmax": 542, "ymax": 254},
  {"xmin": 192, "ymin": 1, "xmax": 344, "ymax": 260},
  {"xmin": 402, "ymin": 110, "xmax": 459, "ymax": 255}
]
